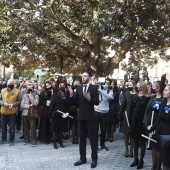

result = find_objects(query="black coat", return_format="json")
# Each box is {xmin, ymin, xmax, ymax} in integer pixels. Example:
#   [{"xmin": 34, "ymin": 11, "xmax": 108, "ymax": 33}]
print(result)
[
  {"xmin": 38, "ymin": 90, "xmax": 54, "ymax": 140},
  {"xmin": 156, "ymin": 98, "xmax": 170, "ymax": 167},
  {"xmin": 49, "ymin": 92, "xmax": 70, "ymax": 132},
  {"xmin": 143, "ymin": 95, "xmax": 164, "ymax": 128},
  {"xmin": 74, "ymin": 84, "xmax": 99, "ymax": 120},
  {"xmin": 156, "ymin": 98, "xmax": 170, "ymax": 135},
  {"xmin": 119, "ymin": 91, "xmax": 137, "ymax": 135}
]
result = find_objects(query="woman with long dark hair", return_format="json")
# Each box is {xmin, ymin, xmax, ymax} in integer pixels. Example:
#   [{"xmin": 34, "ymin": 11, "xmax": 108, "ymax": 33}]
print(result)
[
  {"xmin": 49, "ymin": 82, "xmax": 73, "ymax": 149},
  {"xmin": 70, "ymin": 80, "xmax": 81, "ymax": 144},
  {"xmin": 38, "ymin": 80, "xmax": 54, "ymax": 144},
  {"xmin": 107, "ymin": 79, "xmax": 119, "ymax": 142}
]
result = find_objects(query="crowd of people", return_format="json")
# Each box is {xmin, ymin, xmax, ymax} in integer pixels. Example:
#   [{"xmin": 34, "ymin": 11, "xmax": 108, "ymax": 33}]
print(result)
[{"xmin": 0, "ymin": 72, "xmax": 170, "ymax": 170}]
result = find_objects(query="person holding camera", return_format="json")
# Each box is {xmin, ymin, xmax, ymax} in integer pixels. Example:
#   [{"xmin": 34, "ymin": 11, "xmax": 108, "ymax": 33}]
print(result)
[
  {"xmin": 20, "ymin": 83, "xmax": 39, "ymax": 146},
  {"xmin": 94, "ymin": 78, "xmax": 113, "ymax": 151},
  {"xmin": 38, "ymin": 80, "xmax": 54, "ymax": 144}
]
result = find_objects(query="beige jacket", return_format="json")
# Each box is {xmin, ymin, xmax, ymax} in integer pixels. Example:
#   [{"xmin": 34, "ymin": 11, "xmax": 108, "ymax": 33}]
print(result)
[{"xmin": 21, "ymin": 92, "xmax": 39, "ymax": 116}]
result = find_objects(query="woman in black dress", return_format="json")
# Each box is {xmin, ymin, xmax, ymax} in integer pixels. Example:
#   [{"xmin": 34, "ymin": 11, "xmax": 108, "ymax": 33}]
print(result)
[
  {"xmin": 130, "ymin": 81, "xmax": 150, "ymax": 169},
  {"xmin": 143, "ymin": 81, "xmax": 164, "ymax": 170},
  {"xmin": 107, "ymin": 79, "xmax": 119, "ymax": 142},
  {"xmin": 38, "ymin": 81, "xmax": 54, "ymax": 143},
  {"xmin": 119, "ymin": 80, "xmax": 137, "ymax": 157},
  {"xmin": 49, "ymin": 82, "xmax": 73, "ymax": 149},
  {"xmin": 70, "ymin": 80, "xmax": 81, "ymax": 144},
  {"xmin": 156, "ymin": 85, "xmax": 170, "ymax": 170}
]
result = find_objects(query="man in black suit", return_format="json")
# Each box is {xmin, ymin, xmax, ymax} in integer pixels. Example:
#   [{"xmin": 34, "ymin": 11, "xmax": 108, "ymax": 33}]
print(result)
[{"xmin": 74, "ymin": 72, "xmax": 99, "ymax": 168}]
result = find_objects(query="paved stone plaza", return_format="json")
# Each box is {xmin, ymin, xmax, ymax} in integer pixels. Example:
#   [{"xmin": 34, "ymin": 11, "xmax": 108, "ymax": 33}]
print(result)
[{"xmin": 0, "ymin": 129, "xmax": 152, "ymax": 170}]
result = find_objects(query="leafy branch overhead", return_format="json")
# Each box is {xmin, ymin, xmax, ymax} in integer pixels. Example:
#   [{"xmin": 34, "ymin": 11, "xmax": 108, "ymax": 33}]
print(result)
[{"xmin": 0, "ymin": 0, "xmax": 169, "ymax": 76}]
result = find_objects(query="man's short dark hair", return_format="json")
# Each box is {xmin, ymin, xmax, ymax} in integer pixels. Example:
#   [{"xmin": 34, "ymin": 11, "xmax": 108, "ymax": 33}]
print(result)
[
  {"xmin": 84, "ymin": 71, "xmax": 92, "ymax": 77},
  {"xmin": 105, "ymin": 78, "xmax": 111, "ymax": 85}
]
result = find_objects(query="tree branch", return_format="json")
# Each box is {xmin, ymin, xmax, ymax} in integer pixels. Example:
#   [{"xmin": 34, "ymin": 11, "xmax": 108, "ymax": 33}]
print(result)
[{"xmin": 48, "ymin": 7, "xmax": 93, "ymax": 52}]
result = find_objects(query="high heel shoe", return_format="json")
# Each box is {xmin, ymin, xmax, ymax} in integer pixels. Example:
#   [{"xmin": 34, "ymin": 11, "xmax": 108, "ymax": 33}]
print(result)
[
  {"xmin": 72, "ymin": 139, "xmax": 76, "ymax": 144},
  {"xmin": 53, "ymin": 143, "xmax": 58, "ymax": 149},
  {"xmin": 75, "ymin": 138, "xmax": 79, "ymax": 144},
  {"xmin": 60, "ymin": 143, "xmax": 65, "ymax": 148},
  {"xmin": 130, "ymin": 159, "xmax": 139, "ymax": 167},
  {"xmin": 58, "ymin": 142, "xmax": 65, "ymax": 148},
  {"xmin": 137, "ymin": 160, "xmax": 144, "ymax": 169},
  {"xmin": 109, "ymin": 138, "xmax": 113, "ymax": 142}
]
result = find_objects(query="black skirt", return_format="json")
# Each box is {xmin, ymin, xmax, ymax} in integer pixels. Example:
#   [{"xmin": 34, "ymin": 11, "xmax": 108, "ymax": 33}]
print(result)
[
  {"xmin": 51, "ymin": 115, "xmax": 68, "ymax": 133},
  {"xmin": 108, "ymin": 110, "xmax": 118, "ymax": 125}
]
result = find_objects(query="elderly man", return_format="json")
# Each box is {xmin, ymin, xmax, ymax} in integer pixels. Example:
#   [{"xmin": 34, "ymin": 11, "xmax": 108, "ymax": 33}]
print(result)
[{"xmin": 0, "ymin": 79, "xmax": 21, "ymax": 146}]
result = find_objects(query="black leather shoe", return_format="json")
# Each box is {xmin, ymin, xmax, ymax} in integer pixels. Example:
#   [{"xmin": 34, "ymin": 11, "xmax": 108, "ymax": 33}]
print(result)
[
  {"xmin": 74, "ymin": 159, "xmax": 87, "ymax": 166},
  {"xmin": 91, "ymin": 160, "xmax": 97, "ymax": 168}
]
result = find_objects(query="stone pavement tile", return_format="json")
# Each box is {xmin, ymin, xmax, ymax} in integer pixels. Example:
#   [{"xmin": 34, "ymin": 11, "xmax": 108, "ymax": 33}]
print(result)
[{"xmin": 0, "ymin": 129, "xmax": 154, "ymax": 170}]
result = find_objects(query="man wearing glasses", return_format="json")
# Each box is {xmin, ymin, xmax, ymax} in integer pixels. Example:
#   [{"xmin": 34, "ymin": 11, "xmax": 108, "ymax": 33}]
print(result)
[{"xmin": 0, "ymin": 79, "xmax": 21, "ymax": 146}]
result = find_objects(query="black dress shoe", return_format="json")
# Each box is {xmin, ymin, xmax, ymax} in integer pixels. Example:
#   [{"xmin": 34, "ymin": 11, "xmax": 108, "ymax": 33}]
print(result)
[
  {"xmin": 91, "ymin": 160, "xmax": 97, "ymax": 168},
  {"xmin": 74, "ymin": 159, "xmax": 87, "ymax": 166}
]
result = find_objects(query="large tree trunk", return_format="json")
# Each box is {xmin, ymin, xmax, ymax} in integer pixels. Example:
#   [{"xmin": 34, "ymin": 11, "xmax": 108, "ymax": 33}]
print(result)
[{"xmin": 88, "ymin": 34, "xmax": 136, "ymax": 77}]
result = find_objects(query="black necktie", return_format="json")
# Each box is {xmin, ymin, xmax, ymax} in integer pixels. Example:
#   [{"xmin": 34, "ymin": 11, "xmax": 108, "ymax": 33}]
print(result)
[{"xmin": 84, "ymin": 85, "xmax": 87, "ymax": 93}]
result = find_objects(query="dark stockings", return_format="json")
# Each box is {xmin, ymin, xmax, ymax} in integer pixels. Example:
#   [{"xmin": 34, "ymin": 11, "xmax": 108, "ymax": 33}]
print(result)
[
  {"xmin": 72, "ymin": 123, "xmax": 79, "ymax": 141},
  {"xmin": 152, "ymin": 148, "xmax": 162, "ymax": 170},
  {"xmin": 163, "ymin": 166, "xmax": 170, "ymax": 170},
  {"xmin": 53, "ymin": 132, "xmax": 58, "ymax": 149},
  {"xmin": 124, "ymin": 135, "xmax": 133, "ymax": 156},
  {"xmin": 53, "ymin": 131, "xmax": 64, "ymax": 148},
  {"xmin": 109, "ymin": 124, "xmax": 115, "ymax": 141},
  {"xmin": 133, "ymin": 139, "xmax": 145, "ymax": 162}
]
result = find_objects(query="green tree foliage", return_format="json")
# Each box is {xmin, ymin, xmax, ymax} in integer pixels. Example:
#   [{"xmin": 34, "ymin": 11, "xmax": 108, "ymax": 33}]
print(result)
[
  {"xmin": 0, "ymin": 0, "xmax": 169, "ymax": 76},
  {"xmin": 14, "ymin": 68, "xmax": 35, "ymax": 79}
]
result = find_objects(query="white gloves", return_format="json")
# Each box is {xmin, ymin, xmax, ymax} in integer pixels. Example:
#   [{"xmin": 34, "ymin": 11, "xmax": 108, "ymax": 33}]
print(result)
[
  {"xmin": 62, "ymin": 112, "xmax": 69, "ymax": 118},
  {"xmin": 46, "ymin": 100, "xmax": 51, "ymax": 106}
]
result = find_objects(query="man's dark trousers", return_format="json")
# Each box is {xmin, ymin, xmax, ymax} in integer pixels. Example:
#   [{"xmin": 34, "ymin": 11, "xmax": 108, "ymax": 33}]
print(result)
[
  {"xmin": 79, "ymin": 119, "xmax": 98, "ymax": 161},
  {"xmin": 1, "ymin": 113, "xmax": 16, "ymax": 141},
  {"xmin": 95, "ymin": 111, "xmax": 108, "ymax": 147}
]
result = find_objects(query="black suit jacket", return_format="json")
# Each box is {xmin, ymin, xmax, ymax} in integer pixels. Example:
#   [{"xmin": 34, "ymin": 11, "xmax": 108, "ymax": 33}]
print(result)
[{"xmin": 74, "ymin": 84, "xmax": 99, "ymax": 120}]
